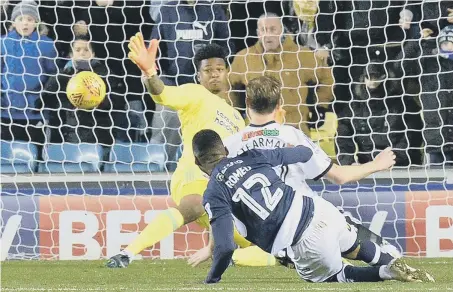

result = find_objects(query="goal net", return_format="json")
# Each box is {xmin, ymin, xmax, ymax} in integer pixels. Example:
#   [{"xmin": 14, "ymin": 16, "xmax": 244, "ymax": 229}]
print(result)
[{"xmin": 1, "ymin": 0, "xmax": 452, "ymax": 261}]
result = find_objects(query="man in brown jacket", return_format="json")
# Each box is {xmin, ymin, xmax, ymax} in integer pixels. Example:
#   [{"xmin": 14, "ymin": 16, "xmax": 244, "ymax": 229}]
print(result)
[{"xmin": 229, "ymin": 13, "xmax": 334, "ymax": 135}]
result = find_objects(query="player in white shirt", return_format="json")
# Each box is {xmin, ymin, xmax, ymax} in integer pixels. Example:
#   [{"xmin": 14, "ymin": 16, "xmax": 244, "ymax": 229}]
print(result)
[
  {"xmin": 225, "ymin": 116, "xmax": 328, "ymax": 199},
  {"xmin": 224, "ymin": 74, "xmax": 403, "ymax": 261},
  {"xmin": 190, "ymin": 76, "xmax": 433, "ymax": 283}
]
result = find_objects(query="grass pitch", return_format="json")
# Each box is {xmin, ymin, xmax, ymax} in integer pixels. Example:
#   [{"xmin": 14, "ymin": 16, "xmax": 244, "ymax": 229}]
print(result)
[{"xmin": 1, "ymin": 258, "xmax": 452, "ymax": 291}]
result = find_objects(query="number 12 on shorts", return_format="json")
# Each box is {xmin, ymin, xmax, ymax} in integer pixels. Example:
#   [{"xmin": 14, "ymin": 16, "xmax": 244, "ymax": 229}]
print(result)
[{"xmin": 232, "ymin": 173, "xmax": 283, "ymax": 220}]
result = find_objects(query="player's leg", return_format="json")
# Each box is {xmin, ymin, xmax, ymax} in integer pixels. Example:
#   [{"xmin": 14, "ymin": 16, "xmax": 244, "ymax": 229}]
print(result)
[
  {"xmin": 338, "ymin": 207, "xmax": 402, "ymax": 258},
  {"xmin": 287, "ymin": 196, "xmax": 360, "ymax": 282},
  {"xmin": 325, "ymin": 198, "xmax": 434, "ymax": 282},
  {"xmin": 338, "ymin": 224, "xmax": 434, "ymax": 282},
  {"xmin": 191, "ymin": 212, "xmax": 275, "ymax": 267},
  {"xmin": 187, "ymin": 220, "xmax": 272, "ymax": 267},
  {"xmin": 342, "ymin": 238, "xmax": 394, "ymax": 266},
  {"xmin": 290, "ymin": 197, "xmax": 433, "ymax": 283},
  {"xmin": 106, "ymin": 169, "xmax": 206, "ymax": 268},
  {"xmin": 232, "ymin": 246, "xmax": 276, "ymax": 266},
  {"xmin": 336, "ymin": 209, "xmax": 399, "ymax": 267},
  {"xmin": 230, "ymin": 216, "xmax": 276, "ymax": 267},
  {"xmin": 125, "ymin": 193, "xmax": 204, "ymax": 253},
  {"xmin": 327, "ymin": 258, "xmax": 436, "ymax": 283},
  {"xmin": 108, "ymin": 167, "xmax": 255, "ymax": 268},
  {"xmin": 106, "ymin": 193, "xmax": 202, "ymax": 268}
]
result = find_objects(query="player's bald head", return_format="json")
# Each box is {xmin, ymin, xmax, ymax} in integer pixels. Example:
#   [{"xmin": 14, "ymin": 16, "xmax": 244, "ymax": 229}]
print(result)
[
  {"xmin": 246, "ymin": 76, "xmax": 282, "ymax": 114},
  {"xmin": 193, "ymin": 129, "xmax": 227, "ymax": 175}
]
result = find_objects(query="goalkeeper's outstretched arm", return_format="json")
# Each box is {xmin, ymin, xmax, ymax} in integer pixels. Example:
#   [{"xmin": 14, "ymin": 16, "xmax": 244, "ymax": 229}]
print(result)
[
  {"xmin": 129, "ymin": 33, "xmax": 204, "ymax": 111},
  {"xmin": 325, "ymin": 147, "xmax": 396, "ymax": 185},
  {"xmin": 143, "ymin": 73, "xmax": 165, "ymax": 96},
  {"xmin": 205, "ymin": 213, "xmax": 235, "ymax": 284}
]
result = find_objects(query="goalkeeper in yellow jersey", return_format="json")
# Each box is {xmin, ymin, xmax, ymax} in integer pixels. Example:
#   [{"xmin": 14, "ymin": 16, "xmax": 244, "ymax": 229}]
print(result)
[{"xmin": 107, "ymin": 33, "xmax": 276, "ymax": 268}]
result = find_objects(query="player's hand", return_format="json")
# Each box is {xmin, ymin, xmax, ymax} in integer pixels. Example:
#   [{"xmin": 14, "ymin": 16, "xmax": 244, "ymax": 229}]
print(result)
[
  {"xmin": 275, "ymin": 106, "xmax": 286, "ymax": 125},
  {"xmin": 128, "ymin": 32, "xmax": 159, "ymax": 76},
  {"xmin": 188, "ymin": 246, "xmax": 212, "ymax": 267},
  {"xmin": 372, "ymin": 147, "xmax": 396, "ymax": 171}
]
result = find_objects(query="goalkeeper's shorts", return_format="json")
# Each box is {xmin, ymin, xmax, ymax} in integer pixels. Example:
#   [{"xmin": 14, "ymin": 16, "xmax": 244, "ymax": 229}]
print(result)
[{"xmin": 170, "ymin": 163, "xmax": 210, "ymax": 229}]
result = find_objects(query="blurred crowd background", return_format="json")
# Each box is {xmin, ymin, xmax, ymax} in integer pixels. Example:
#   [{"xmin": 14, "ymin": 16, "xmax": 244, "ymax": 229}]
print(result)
[{"xmin": 1, "ymin": 0, "xmax": 452, "ymax": 173}]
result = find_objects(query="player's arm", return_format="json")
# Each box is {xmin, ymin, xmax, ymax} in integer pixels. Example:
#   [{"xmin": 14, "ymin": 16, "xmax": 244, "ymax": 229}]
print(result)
[
  {"xmin": 324, "ymin": 148, "xmax": 396, "ymax": 185},
  {"xmin": 259, "ymin": 144, "xmax": 396, "ymax": 184},
  {"xmin": 287, "ymin": 130, "xmax": 397, "ymax": 184},
  {"xmin": 202, "ymin": 183, "xmax": 235, "ymax": 283},
  {"xmin": 127, "ymin": 33, "xmax": 196, "ymax": 111},
  {"xmin": 258, "ymin": 146, "xmax": 315, "ymax": 167},
  {"xmin": 188, "ymin": 222, "xmax": 250, "ymax": 268},
  {"xmin": 143, "ymin": 76, "xmax": 197, "ymax": 111},
  {"xmin": 204, "ymin": 212, "xmax": 235, "ymax": 284}
]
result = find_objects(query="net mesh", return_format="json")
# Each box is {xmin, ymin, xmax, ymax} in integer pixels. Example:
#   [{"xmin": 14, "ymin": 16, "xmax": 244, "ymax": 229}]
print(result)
[{"xmin": 1, "ymin": 0, "xmax": 452, "ymax": 260}]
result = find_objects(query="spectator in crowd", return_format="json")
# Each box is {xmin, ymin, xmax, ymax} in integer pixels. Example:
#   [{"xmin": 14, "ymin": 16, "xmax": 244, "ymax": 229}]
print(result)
[
  {"xmin": 1, "ymin": 0, "xmax": 10, "ymax": 35},
  {"xmin": 151, "ymin": 0, "xmax": 234, "ymax": 86},
  {"xmin": 149, "ymin": 0, "xmax": 172, "ymax": 23},
  {"xmin": 283, "ymin": 0, "xmax": 337, "ymax": 62},
  {"xmin": 36, "ymin": 0, "xmax": 91, "ymax": 66},
  {"xmin": 227, "ymin": 0, "xmax": 283, "ymax": 53},
  {"xmin": 229, "ymin": 12, "xmax": 334, "ymax": 136},
  {"xmin": 39, "ymin": 1, "xmax": 155, "ymax": 143},
  {"xmin": 399, "ymin": 1, "xmax": 453, "ymax": 39},
  {"xmin": 149, "ymin": 0, "xmax": 234, "ymax": 167},
  {"xmin": 402, "ymin": 26, "xmax": 453, "ymax": 165},
  {"xmin": 335, "ymin": 49, "xmax": 424, "ymax": 166},
  {"xmin": 38, "ymin": 36, "xmax": 121, "ymax": 146},
  {"xmin": 285, "ymin": 1, "xmax": 409, "ymax": 114},
  {"xmin": 68, "ymin": 0, "xmax": 153, "ymax": 143},
  {"xmin": 112, "ymin": 0, "xmax": 155, "ymax": 143},
  {"xmin": 0, "ymin": 0, "xmax": 57, "ymax": 146}
]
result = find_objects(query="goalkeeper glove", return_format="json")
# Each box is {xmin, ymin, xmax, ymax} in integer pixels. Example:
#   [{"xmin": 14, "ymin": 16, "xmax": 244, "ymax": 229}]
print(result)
[{"xmin": 128, "ymin": 32, "xmax": 159, "ymax": 77}]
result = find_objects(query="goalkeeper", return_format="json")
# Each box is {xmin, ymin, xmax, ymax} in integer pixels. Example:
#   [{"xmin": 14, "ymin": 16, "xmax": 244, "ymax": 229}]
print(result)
[{"xmin": 107, "ymin": 33, "xmax": 271, "ymax": 268}]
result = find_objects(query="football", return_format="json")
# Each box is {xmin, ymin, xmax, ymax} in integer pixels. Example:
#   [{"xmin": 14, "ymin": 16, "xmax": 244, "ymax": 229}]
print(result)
[{"xmin": 66, "ymin": 71, "xmax": 106, "ymax": 109}]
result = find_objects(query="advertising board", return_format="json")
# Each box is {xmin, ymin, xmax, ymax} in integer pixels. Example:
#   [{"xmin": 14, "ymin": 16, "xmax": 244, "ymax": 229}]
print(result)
[{"xmin": 1, "ymin": 184, "xmax": 452, "ymax": 259}]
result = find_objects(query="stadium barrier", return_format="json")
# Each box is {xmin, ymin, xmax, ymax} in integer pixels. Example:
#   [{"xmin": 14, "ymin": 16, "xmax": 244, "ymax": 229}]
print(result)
[{"xmin": 1, "ymin": 170, "xmax": 452, "ymax": 260}]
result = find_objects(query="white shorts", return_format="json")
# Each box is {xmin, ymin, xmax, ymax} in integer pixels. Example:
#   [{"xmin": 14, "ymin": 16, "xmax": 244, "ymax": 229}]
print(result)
[{"xmin": 289, "ymin": 196, "xmax": 358, "ymax": 283}]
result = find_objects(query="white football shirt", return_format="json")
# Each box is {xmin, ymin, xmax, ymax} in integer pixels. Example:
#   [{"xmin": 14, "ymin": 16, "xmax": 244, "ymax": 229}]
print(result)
[{"xmin": 224, "ymin": 121, "xmax": 333, "ymax": 197}]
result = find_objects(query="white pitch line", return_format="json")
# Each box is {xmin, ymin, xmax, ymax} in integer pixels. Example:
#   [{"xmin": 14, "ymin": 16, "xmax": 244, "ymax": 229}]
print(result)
[{"xmin": 1, "ymin": 287, "xmax": 451, "ymax": 292}]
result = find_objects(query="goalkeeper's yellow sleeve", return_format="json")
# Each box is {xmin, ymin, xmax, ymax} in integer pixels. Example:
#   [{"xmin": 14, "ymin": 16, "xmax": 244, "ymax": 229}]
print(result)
[{"xmin": 148, "ymin": 83, "xmax": 203, "ymax": 111}]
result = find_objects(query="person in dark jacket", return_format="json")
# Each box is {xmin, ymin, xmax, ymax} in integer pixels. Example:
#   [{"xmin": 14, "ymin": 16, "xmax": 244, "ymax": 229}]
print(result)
[
  {"xmin": 284, "ymin": 0, "xmax": 411, "ymax": 113},
  {"xmin": 149, "ymin": 0, "xmax": 235, "ymax": 168},
  {"xmin": 336, "ymin": 49, "xmax": 424, "ymax": 166},
  {"xmin": 400, "ymin": 0, "xmax": 453, "ymax": 39},
  {"xmin": 39, "ymin": 36, "xmax": 120, "ymax": 146},
  {"xmin": 151, "ymin": 0, "xmax": 234, "ymax": 86},
  {"xmin": 1, "ymin": 0, "xmax": 57, "ymax": 145},
  {"xmin": 408, "ymin": 26, "xmax": 453, "ymax": 165}
]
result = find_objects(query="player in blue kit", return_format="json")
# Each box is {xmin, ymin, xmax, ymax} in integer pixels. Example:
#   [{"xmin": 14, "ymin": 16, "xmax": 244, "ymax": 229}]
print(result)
[{"xmin": 192, "ymin": 129, "xmax": 435, "ymax": 284}]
